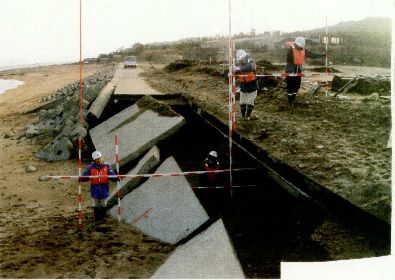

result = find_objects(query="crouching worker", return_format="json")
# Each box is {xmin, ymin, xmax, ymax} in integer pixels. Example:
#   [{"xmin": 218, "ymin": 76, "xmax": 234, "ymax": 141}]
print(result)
[
  {"xmin": 204, "ymin": 151, "xmax": 220, "ymax": 187},
  {"xmin": 79, "ymin": 151, "xmax": 119, "ymax": 222}
]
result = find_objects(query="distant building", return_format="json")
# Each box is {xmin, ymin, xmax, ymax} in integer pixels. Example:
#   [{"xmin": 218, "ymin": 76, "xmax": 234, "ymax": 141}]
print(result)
[
  {"xmin": 83, "ymin": 58, "xmax": 97, "ymax": 64},
  {"xmin": 321, "ymin": 36, "xmax": 342, "ymax": 45}
]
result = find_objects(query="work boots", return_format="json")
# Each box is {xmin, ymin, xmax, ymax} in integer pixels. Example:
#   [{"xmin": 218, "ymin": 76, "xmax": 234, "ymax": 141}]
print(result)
[
  {"xmin": 100, "ymin": 207, "xmax": 108, "ymax": 220},
  {"xmin": 246, "ymin": 105, "xmax": 253, "ymax": 120},
  {"xmin": 93, "ymin": 206, "xmax": 107, "ymax": 222},
  {"xmin": 93, "ymin": 207, "xmax": 100, "ymax": 222},
  {"xmin": 288, "ymin": 93, "xmax": 296, "ymax": 106},
  {"xmin": 240, "ymin": 104, "xmax": 247, "ymax": 120}
]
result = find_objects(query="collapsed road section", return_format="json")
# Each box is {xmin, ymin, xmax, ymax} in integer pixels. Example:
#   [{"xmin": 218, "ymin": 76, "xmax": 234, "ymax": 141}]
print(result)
[{"xmin": 83, "ymin": 92, "xmax": 389, "ymax": 279}]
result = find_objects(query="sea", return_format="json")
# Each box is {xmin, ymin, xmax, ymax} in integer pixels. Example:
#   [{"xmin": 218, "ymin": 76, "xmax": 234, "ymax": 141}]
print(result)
[{"xmin": 0, "ymin": 79, "xmax": 24, "ymax": 94}]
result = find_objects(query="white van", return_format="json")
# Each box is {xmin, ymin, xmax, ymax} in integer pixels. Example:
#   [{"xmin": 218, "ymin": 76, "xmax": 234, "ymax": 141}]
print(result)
[{"xmin": 124, "ymin": 56, "xmax": 137, "ymax": 68}]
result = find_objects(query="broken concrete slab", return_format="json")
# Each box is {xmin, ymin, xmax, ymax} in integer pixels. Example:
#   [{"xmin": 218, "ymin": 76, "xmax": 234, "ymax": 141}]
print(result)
[
  {"xmin": 88, "ymin": 78, "xmax": 118, "ymax": 119},
  {"xmin": 109, "ymin": 156, "xmax": 209, "ymax": 245},
  {"xmin": 90, "ymin": 96, "xmax": 185, "ymax": 167},
  {"xmin": 151, "ymin": 219, "xmax": 245, "ymax": 279},
  {"xmin": 105, "ymin": 146, "xmax": 160, "ymax": 209}
]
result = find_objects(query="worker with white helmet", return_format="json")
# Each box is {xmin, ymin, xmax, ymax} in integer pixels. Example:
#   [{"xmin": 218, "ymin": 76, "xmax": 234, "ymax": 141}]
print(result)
[
  {"xmin": 285, "ymin": 36, "xmax": 326, "ymax": 106},
  {"xmin": 204, "ymin": 150, "xmax": 220, "ymax": 187},
  {"xmin": 79, "ymin": 150, "xmax": 119, "ymax": 222},
  {"xmin": 234, "ymin": 49, "xmax": 258, "ymax": 120}
]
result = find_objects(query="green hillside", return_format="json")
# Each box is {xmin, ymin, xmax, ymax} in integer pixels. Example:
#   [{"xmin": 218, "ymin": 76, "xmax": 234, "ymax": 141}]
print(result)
[
  {"xmin": 284, "ymin": 17, "xmax": 392, "ymax": 67},
  {"xmin": 100, "ymin": 17, "xmax": 391, "ymax": 68}
]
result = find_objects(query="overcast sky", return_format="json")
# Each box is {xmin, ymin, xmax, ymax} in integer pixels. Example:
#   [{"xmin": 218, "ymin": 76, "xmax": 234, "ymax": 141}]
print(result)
[{"xmin": 0, "ymin": 0, "xmax": 393, "ymax": 67}]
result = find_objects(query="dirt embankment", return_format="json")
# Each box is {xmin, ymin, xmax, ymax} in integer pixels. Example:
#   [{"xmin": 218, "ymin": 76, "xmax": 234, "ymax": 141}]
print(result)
[
  {"xmin": 0, "ymin": 64, "xmax": 174, "ymax": 278},
  {"xmin": 142, "ymin": 62, "xmax": 392, "ymax": 224}
]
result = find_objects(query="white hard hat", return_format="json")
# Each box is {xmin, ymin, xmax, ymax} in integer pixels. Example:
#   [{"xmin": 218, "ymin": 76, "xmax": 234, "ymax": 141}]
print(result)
[
  {"xmin": 236, "ymin": 49, "xmax": 247, "ymax": 61},
  {"xmin": 92, "ymin": 151, "xmax": 102, "ymax": 160},
  {"xmin": 294, "ymin": 37, "xmax": 305, "ymax": 48},
  {"xmin": 209, "ymin": 151, "xmax": 218, "ymax": 158}
]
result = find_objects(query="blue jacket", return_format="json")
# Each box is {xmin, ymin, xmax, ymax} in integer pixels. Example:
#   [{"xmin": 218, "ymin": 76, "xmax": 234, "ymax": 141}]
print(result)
[{"xmin": 80, "ymin": 163, "xmax": 118, "ymax": 199}]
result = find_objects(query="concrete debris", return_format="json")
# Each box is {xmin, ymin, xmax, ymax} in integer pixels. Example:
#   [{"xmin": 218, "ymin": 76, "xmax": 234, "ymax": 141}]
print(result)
[
  {"xmin": 35, "ymin": 136, "xmax": 74, "ymax": 161},
  {"xmin": 151, "ymin": 219, "xmax": 245, "ymax": 279},
  {"xmin": 88, "ymin": 79, "xmax": 118, "ymax": 120},
  {"xmin": 25, "ymin": 125, "xmax": 40, "ymax": 139},
  {"xmin": 26, "ymin": 165, "xmax": 37, "ymax": 173},
  {"xmin": 38, "ymin": 175, "xmax": 50, "ymax": 181},
  {"xmin": 332, "ymin": 75, "xmax": 390, "ymax": 95},
  {"xmin": 363, "ymin": 92, "xmax": 380, "ymax": 101},
  {"xmin": 105, "ymin": 146, "xmax": 160, "ymax": 209},
  {"xmin": 109, "ymin": 156, "xmax": 209, "ymax": 245},
  {"xmin": 4, "ymin": 130, "xmax": 15, "ymax": 139},
  {"xmin": 68, "ymin": 123, "xmax": 88, "ymax": 140},
  {"xmin": 90, "ymin": 96, "xmax": 185, "ymax": 167},
  {"xmin": 26, "ymin": 69, "xmax": 114, "ymax": 161}
]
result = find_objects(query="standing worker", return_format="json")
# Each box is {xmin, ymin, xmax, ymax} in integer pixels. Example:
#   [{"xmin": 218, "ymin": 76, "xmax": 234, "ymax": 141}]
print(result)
[
  {"xmin": 79, "ymin": 151, "xmax": 119, "ymax": 222},
  {"xmin": 234, "ymin": 49, "xmax": 258, "ymax": 120},
  {"xmin": 285, "ymin": 36, "xmax": 326, "ymax": 106}
]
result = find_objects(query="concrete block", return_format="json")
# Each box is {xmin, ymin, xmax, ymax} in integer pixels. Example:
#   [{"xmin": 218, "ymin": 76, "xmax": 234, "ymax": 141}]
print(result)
[
  {"xmin": 89, "ymin": 96, "xmax": 185, "ymax": 167},
  {"xmin": 109, "ymin": 156, "xmax": 209, "ymax": 245},
  {"xmin": 105, "ymin": 146, "xmax": 160, "ymax": 209},
  {"xmin": 88, "ymin": 78, "xmax": 118, "ymax": 119},
  {"xmin": 151, "ymin": 219, "xmax": 245, "ymax": 279},
  {"xmin": 35, "ymin": 136, "xmax": 74, "ymax": 161}
]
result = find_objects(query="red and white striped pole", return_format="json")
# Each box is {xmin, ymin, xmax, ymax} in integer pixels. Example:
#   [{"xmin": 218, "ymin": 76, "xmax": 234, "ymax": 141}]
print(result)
[
  {"xmin": 46, "ymin": 167, "xmax": 256, "ymax": 180},
  {"xmin": 114, "ymin": 135, "xmax": 122, "ymax": 222},
  {"xmin": 228, "ymin": 0, "xmax": 234, "ymax": 198},
  {"xmin": 77, "ymin": 0, "xmax": 84, "ymax": 229},
  {"xmin": 325, "ymin": 16, "xmax": 330, "ymax": 97}
]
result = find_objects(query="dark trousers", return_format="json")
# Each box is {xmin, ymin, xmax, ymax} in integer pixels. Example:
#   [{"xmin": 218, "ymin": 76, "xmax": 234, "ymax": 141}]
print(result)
[{"xmin": 286, "ymin": 76, "xmax": 302, "ymax": 93}]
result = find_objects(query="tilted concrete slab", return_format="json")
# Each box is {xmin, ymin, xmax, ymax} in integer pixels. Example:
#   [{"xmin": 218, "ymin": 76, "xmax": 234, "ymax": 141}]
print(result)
[
  {"xmin": 109, "ymin": 157, "xmax": 209, "ymax": 245},
  {"xmin": 151, "ymin": 219, "xmax": 245, "ymax": 279},
  {"xmin": 89, "ymin": 96, "xmax": 185, "ymax": 167},
  {"xmin": 105, "ymin": 146, "xmax": 160, "ymax": 209},
  {"xmin": 88, "ymin": 78, "xmax": 118, "ymax": 119},
  {"xmin": 114, "ymin": 68, "xmax": 165, "ymax": 96}
]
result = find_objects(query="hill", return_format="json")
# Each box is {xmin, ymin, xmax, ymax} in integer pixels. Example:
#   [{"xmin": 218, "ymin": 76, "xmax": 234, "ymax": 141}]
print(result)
[
  {"xmin": 287, "ymin": 17, "xmax": 391, "ymax": 67},
  {"xmin": 98, "ymin": 17, "xmax": 391, "ymax": 68}
]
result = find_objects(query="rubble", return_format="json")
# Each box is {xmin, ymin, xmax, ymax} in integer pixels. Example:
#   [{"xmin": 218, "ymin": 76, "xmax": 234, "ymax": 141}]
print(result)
[
  {"xmin": 26, "ymin": 165, "xmax": 36, "ymax": 173},
  {"xmin": 332, "ymin": 75, "xmax": 390, "ymax": 95},
  {"xmin": 90, "ymin": 96, "xmax": 185, "ymax": 167},
  {"xmin": 23, "ymin": 69, "xmax": 115, "ymax": 161}
]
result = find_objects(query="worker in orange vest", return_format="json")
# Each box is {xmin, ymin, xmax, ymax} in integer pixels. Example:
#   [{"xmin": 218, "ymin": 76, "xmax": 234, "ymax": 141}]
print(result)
[
  {"xmin": 79, "ymin": 151, "xmax": 119, "ymax": 222},
  {"xmin": 286, "ymin": 36, "xmax": 326, "ymax": 106},
  {"xmin": 204, "ymin": 151, "xmax": 220, "ymax": 187},
  {"xmin": 234, "ymin": 49, "xmax": 258, "ymax": 120}
]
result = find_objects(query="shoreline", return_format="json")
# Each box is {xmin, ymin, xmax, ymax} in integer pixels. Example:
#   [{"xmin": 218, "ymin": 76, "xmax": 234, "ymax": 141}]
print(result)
[{"xmin": 0, "ymin": 61, "xmax": 78, "ymax": 72}]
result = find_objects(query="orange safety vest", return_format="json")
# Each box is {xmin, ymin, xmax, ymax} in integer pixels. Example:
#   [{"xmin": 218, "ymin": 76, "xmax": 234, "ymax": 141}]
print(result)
[
  {"xmin": 238, "ymin": 71, "xmax": 256, "ymax": 83},
  {"xmin": 204, "ymin": 164, "xmax": 219, "ymax": 183},
  {"xmin": 292, "ymin": 47, "xmax": 305, "ymax": 66},
  {"xmin": 90, "ymin": 165, "xmax": 109, "ymax": 185}
]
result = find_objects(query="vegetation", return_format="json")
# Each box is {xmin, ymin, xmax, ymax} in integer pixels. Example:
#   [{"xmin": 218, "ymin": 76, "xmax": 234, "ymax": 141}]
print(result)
[{"xmin": 98, "ymin": 17, "xmax": 391, "ymax": 68}]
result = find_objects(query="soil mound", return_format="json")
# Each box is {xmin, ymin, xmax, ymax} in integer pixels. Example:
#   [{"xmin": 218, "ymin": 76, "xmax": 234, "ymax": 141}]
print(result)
[
  {"xmin": 164, "ymin": 60, "xmax": 195, "ymax": 73},
  {"xmin": 255, "ymin": 60, "xmax": 283, "ymax": 71},
  {"xmin": 310, "ymin": 67, "xmax": 341, "ymax": 73}
]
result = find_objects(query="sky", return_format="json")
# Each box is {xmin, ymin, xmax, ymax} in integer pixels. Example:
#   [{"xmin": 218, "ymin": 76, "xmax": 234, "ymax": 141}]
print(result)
[{"xmin": 0, "ymin": 0, "xmax": 393, "ymax": 67}]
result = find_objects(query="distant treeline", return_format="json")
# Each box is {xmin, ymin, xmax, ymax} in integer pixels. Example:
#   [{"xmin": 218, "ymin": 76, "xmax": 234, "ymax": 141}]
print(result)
[{"xmin": 97, "ymin": 17, "xmax": 390, "ymax": 68}]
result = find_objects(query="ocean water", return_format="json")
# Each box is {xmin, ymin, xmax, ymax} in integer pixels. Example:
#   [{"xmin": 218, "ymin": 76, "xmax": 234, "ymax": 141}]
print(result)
[{"xmin": 0, "ymin": 79, "xmax": 24, "ymax": 94}]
